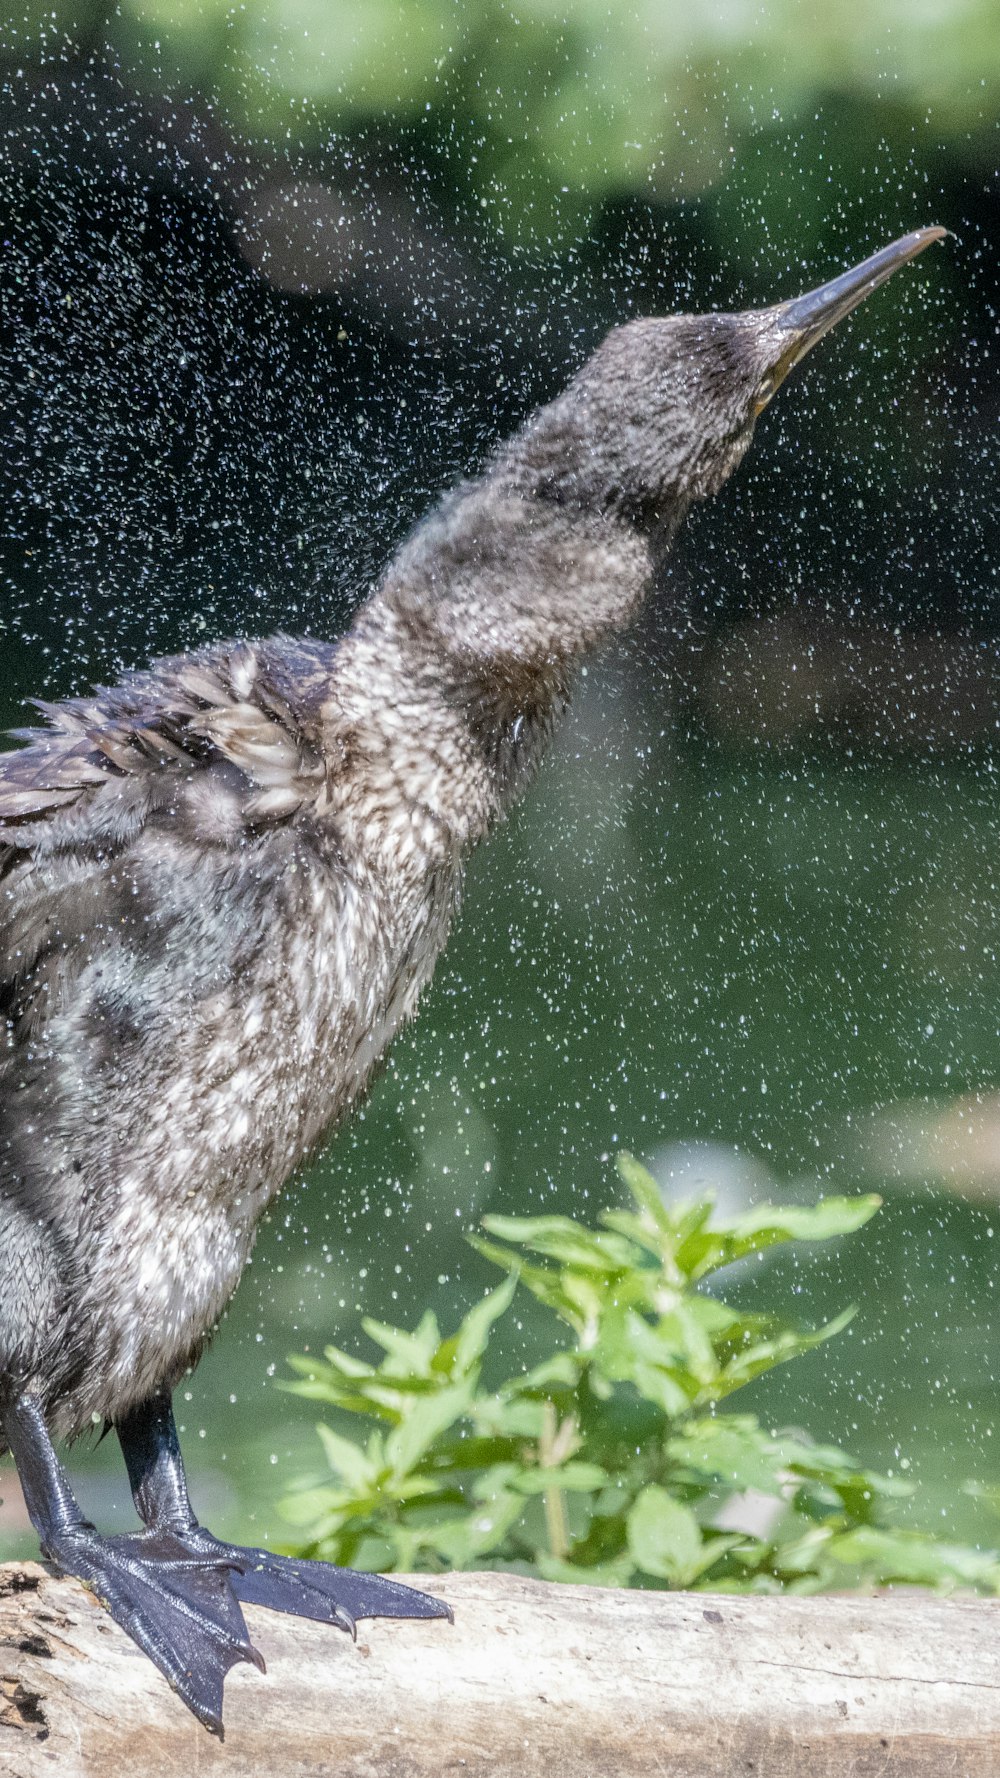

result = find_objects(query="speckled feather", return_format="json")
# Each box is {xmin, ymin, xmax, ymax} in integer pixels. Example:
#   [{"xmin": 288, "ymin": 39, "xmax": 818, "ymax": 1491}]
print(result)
[{"xmin": 0, "ymin": 308, "xmax": 776, "ymax": 1441}]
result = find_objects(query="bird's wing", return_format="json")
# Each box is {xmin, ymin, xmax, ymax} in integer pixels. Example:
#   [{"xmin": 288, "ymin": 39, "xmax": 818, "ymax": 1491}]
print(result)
[
  {"xmin": 0, "ymin": 635, "xmax": 339, "ymax": 860},
  {"xmin": 0, "ymin": 637, "xmax": 341, "ymax": 1368}
]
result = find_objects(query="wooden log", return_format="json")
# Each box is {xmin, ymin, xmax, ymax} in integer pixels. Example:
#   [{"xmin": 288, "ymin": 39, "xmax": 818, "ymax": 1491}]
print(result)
[{"xmin": 1, "ymin": 1560, "xmax": 998, "ymax": 1776}]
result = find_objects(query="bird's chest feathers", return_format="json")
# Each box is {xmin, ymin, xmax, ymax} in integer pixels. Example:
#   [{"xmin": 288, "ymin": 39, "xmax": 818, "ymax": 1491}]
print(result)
[
  {"xmin": 86, "ymin": 847, "xmax": 460, "ymax": 1409},
  {"xmin": 299, "ymin": 856, "xmax": 460, "ymax": 1133},
  {"xmin": 234, "ymin": 842, "xmax": 459, "ymax": 1173}
]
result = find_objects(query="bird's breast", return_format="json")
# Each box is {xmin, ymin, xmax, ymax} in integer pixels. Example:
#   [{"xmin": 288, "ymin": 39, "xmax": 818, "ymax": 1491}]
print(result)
[{"xmin": 40, "ymin": 828, "xmax": 463, "ymax": 1433}]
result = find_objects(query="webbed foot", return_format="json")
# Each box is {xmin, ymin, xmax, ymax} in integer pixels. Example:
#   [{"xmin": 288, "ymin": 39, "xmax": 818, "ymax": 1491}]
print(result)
[
  {"xmin": 43, "ymin": 1524, "xmax": 264, "ymax": 1736},
  {"xmin": 111, "ymin": 1386, "xmax": 453, "ymax": 1731},
  {"xmin": 176, "ymin": 1528, "xmax": 454, "ymax": 1633}
]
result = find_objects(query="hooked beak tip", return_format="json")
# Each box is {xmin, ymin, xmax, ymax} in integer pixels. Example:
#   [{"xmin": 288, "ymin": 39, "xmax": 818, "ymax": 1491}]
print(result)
[{"xmin": 756, "ymin": 225, "xmax": 950, "ymax": 411}]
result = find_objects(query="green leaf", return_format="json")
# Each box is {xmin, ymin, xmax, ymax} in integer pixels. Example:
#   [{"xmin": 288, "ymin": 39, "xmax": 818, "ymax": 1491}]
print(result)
[
  {"xmin": 285, "ymin": 1345, "xmax": 374, "ymax": 1382},
  {"xmin": 385, "ymin": 1382, "xmax": 474, "ymax": 1476},
  {"xmin": 279, "ymin": 1485, "xmax": 356, "ymax": 1528},
  {"xmin": 964, "ymin": 1480, "xmax": 1000, "ymax": 1515},
  {"xmin": 434, "ymin": 1434, "xmax": 526, "ymax": 1470},
  {"xmin": 668, "ymin": 1416, "xmax": 788, "ymax": 1494},
  {"xmin": 480, "ymin": 1214, "xmax": 638, "ymax": 1274},
  {"xmin": 688, "ymin": 1197, "xmax": 882, "ymax": 1283},
  {"xmin": 509, "ymin": 1461, "xmax": 608, "ymax": 1495},
  {"xmin": 443, "ymin": 1272, "xmax": 519, "ymax": 1376},
  {"xmin": 424, "ymin": 1493, "xmax": 527, "ymax": 1565},
  {"xmin": 468, "ymin": 1236, "xmax": 588, "ymax": 1328},
  {"xmin": 537, "ymin": 1553, "xmax": 636, "ymax": 1587},
  {"xmin": 281, "ymin": 1155, "xmax": 993, "ymax": 1605},
  {"xmin": 319, "ymin": 1345, "xmax": 376, "ymax": 1379},
  {"xmin": 713, "ymin": 1307, "xmax": 857, "ymax": 1398},
  {"xmin": 314, "ymin": 1423, "xmax": 381, "ymax": 1493},
  {"xmin": 729, "ymin": 1195, "xmax": 882, "ymax": 1246},
  {"xmin": 615, "ymin": 1154, "xmax": 676, "ymax": 1235},
  {"xmin": 827, "ymin": 1527, "xmax": 1000, "ymax": 1591},
  {"xmin": 626, "ymin": 1485, "xmax": 705, "ymax": 1584},
  {"xmin": 513, "ymin": 1353, "xmax": 581, "ymax": 1394},
  {"xmin": 595, "ymin": 1308, "xmax": 706, "ymax": 1414},
  {"xmin": 361, "ymin": 1311, "xmax": 442, "ymax": 1375}
]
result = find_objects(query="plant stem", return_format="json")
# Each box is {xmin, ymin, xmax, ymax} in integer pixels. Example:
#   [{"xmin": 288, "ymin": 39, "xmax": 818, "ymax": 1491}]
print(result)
[{"xmin": 541, "ymin": 1401, "xmax": 569, "ymax": 1561}]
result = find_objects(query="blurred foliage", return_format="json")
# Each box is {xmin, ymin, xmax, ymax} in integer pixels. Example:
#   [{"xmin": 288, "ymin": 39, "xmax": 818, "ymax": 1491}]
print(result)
[
  {"xmin": 11, "ymin": 0, "xmax": 1000, "ymax": 252},
  {"xmin": 280, "ymin": 1155, "xmax": 1000, "ymax": 1593}
]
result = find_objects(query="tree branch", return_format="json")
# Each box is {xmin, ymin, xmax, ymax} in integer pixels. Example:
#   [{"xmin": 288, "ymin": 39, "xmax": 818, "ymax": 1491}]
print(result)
[{"xmin": 1, "ymin": 1561, "xmax": 998, "ymax": 1775}]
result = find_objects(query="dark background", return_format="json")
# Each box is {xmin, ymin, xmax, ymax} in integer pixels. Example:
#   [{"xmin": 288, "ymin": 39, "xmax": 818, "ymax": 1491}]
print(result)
[{"xmin": 2, "ymin": 1, "xmax": 1000, "ymax": 1557}]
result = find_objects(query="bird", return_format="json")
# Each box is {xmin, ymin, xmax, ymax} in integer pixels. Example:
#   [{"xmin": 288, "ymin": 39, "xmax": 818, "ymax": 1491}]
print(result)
[{"xmin": 0, "ymin": 225, "xmax": 945, "ymax": 1733}]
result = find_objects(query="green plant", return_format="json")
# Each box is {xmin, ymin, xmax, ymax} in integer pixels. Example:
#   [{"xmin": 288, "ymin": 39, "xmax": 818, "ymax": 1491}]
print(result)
[{"xmin": 280, "ymin": 1156, "xmax": 1000, "ymax": 1594}]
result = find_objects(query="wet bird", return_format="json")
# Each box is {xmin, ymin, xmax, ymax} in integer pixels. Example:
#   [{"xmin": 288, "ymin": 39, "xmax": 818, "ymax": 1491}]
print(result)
[{"xmin": 0, "ymin": 227, "xmax": 945, "ymax": 1732}]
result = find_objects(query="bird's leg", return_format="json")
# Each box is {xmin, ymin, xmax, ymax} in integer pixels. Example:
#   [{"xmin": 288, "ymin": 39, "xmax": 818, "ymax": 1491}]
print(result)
[
  {"xmin": 3, "ymin": 1389, "xmax": 263, "ymax": 1736},
  {"xmin": 118, "ymin": 1389, "xmax": 453, "ymax": 1631},
  {"xmin": 114, "ymin": 1385, "xmax": 198, "ymax": 1533}
]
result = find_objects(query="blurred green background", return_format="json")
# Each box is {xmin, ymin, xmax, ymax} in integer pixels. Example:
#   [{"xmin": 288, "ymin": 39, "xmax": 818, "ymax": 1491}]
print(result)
[{"xmin": 2, "ymin": 0, "xmax": 1000, "ymax": 1562}]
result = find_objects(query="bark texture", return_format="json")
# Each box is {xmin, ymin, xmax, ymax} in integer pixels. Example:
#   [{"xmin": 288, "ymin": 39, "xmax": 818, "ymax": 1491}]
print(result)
[{"xmin": 0, "ymin": 1561, "xmax": 998, "ymax": 1776}]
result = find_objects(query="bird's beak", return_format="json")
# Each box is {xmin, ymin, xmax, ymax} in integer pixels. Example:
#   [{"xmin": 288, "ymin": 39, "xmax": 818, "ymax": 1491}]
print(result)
[{"xmin": 754, "ymin": 226, "xmax": 949, "ymax": 414}]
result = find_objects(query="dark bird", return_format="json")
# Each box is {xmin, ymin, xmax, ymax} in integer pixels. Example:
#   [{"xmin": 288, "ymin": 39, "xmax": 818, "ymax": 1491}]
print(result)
[{"xmin": 0, "ymin": 226, "xmax": 945, "ymax": 1732}]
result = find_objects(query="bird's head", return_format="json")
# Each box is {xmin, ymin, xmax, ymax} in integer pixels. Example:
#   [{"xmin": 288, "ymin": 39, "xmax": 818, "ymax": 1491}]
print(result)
[
  {"xmin": 376, "ymin": 226, "xmax": 948, "ymax": 718},
  {"xmin": 507, "ymin": 226, "xmax": 948, "ymax": 528}
]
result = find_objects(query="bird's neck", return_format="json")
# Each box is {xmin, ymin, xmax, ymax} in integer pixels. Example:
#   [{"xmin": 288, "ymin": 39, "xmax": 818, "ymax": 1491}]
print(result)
[
  {"xmin": 324, "ymin": 593, "xmax": 567, "ymax": 879},
  {"xmin": 323, "ymin": 443, "xmax": 659, "ymax": 875}
]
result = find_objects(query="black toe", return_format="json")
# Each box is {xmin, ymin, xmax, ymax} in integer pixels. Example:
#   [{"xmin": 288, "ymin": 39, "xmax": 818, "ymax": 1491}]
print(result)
[
  {"xmin": 176, "ymin": 1531, "xmax": 454, "ymax": 1630},
  {"xmin": 234, "ymin": 1552, "xmax": 454, "ymax": 1628},
  {"xmin": 45, "ymin": 1525, "xmax": 263, "ymax": 1736}
]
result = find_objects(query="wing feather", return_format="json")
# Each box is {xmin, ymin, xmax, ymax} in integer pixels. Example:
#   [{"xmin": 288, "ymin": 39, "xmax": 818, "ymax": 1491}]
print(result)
[{"xmin": 0, "ymin": 634, "xmax": 338, "ymax": 859}]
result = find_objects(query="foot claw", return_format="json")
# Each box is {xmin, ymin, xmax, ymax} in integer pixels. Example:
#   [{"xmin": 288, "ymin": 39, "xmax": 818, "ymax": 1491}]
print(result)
[
  {"xmin": 45, "ymin": 1525, "xmax": 260, "ymax": 1734},
  {"xmin": 44, "ymin": 1520, "xmax": 449, "ymax": 1732},
  {"xmin": 179, "ymin": 1531, "xmax": 452, "ymax": 1631}
]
